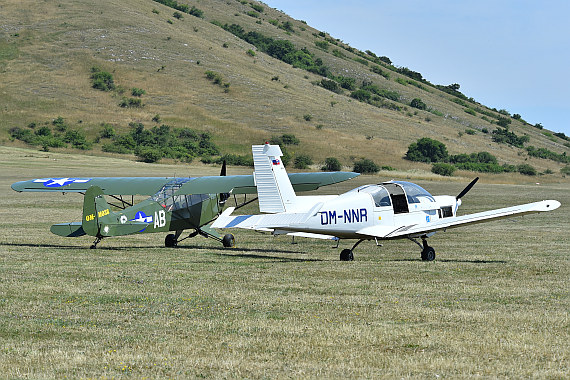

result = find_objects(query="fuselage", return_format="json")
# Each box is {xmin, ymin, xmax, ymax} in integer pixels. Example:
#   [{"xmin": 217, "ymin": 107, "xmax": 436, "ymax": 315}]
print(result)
[{"xmin": 275, "ymin": 181, "xmax": 458, "ymax": 239}]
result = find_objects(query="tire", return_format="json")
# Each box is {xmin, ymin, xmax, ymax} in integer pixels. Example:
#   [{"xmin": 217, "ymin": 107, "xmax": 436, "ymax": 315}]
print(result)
[
  {"xmin": 421, "ymin": 247, "xmax": 436, "ymax": 261},
  {"xmin": 340, "ymin": 249, "xmax": 354, "ymax": 261},
  {"xmin": 165, "ymin": 233, "xmax": 177, "ymax": 248},
  {"xmin": 222, "ymin": 233, "xmax": 236, "ymax": 248}
]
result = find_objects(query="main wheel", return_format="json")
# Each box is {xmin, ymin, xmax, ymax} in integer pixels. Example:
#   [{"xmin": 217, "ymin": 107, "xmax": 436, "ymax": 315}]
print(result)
[
  {"xmin": 340, "ymin": 249, "xmax": 354, "ymax": 261},
  {"xmin": 421, "ymin": 246, "xmax": 436, "ymax": 261},
  {"xmin": 165, "ymin": 233, "xmax": 177, "ymax": 248},
  {"xmin": 222, "ymin": 233, "xmax": 236, "ymax": 248}
]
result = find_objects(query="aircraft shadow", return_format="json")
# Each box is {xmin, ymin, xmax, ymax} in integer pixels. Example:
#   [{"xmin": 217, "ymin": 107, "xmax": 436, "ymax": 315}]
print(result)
[{"xmin": 389, "ymin": 257, "xmax": 507, "ymax": 264}]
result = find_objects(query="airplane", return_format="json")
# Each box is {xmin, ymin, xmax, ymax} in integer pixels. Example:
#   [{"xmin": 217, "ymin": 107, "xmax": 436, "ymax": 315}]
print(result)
[
  {"xmin": 11, "ymin": 163, "xmax": 359, "ymax": 249},
  {"xmin": 212, "ymin": 143, "xmax": 561, "ymax": 261}
]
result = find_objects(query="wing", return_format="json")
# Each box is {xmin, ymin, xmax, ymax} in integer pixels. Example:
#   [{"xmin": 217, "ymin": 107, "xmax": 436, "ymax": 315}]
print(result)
[
  {"xmin": 11, "ymin": 177, "xmax": 172, "ymax": 195},
  {"xmin": 11, "ymin": 172, "xmax": 358, "ymax": 196},
  {"xmin": 174, "ymin": 172, "xmax": 359, "ymax": 195},
  {"xmin": 355, "ymin": 200, "xmax": 561, "ymax": 239}
]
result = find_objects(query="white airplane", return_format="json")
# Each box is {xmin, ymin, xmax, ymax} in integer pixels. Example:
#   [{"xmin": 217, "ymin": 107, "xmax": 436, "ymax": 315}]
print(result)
[{"xmin": 213, "ymin": 143, "xmax": 561, "ymax": 261}]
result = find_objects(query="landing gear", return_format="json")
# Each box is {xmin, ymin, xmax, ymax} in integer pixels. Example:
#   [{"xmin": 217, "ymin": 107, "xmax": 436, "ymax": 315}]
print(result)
[
  {"xmin": 339, "ymin": 239, "xmax": 364, "ymax": 261},
  {"xmin": 90, "ymin": 236, "xmax": 103, "ymax": 249},
  {"xmin": 222, "ymin": 233, "xmax": 236, "ymax": 248},
  {"xmin": 408, "ymin": 236, "xmax": 436, "ymax": 261},
  {"xmin": 421, "ymin": 246, "xmax": 436, "ymax": 261},
  {"xmin": 340, "ymin": 249, "xmax": 354, "ymax": 261},
  {"xmin": 165, "ymin": 233, "xmax": 177, "ymax": 248},
  {"xmin": 164, "ymin": 230, "xmax": 183, "ymax": 248}
]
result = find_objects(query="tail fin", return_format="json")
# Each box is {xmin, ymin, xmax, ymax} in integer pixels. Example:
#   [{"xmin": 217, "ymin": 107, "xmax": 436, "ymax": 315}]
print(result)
[
  {"xmin": 82, "ymin": 186, "xmax": 114, "ymax": 236},
  {"xmin": 252, "ymin": 143, "xmax": 297, "ymax": 213}
]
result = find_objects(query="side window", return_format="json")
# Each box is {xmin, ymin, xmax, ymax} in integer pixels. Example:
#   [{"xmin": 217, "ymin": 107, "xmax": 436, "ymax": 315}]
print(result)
[{"xmin": 372, "ymin": 187, "xmax": 391, "ymax": 207}]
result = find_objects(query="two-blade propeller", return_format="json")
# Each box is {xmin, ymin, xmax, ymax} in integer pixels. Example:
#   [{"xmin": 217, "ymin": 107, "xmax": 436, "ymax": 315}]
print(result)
[
  {"xmin": 219, "ymin": 160, "xmax": 230, "ymax": 205},
  {"xmin": 455, "ymin": 177, "xmax": 478, "ymax": 213},
  {"xmin": 457, "ymin": 177, "xmax": 479, "ymax": 200}
]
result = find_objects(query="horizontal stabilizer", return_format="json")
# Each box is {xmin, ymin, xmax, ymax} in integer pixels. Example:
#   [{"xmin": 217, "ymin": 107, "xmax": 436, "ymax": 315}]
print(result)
[{"xmin": 50, "ymin": 222, "xmax": 86, "ymax": 237}]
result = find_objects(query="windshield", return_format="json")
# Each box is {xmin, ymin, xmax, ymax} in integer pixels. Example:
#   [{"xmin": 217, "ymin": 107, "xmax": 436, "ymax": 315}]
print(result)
[{"xmin": 389, "ymin": 181, "xmax": 435, "ymax": 203}]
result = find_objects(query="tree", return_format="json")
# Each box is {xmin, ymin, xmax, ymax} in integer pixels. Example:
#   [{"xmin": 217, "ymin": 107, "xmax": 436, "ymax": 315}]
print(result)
[
  {"xmin": 321, "ymin": 157, "xmax": 341, "ymax": 171},
  {"xmin": 405, "ymin": 138, "xmax": 449, "ymax": 163},
  {"xmin": 353, "ymin": 158, "xmax": 380, "ymax": 174}
]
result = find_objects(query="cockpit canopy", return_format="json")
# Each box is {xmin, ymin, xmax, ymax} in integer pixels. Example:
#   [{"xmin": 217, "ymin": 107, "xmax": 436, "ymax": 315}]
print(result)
[
  {"xmin": 388, "ymin": 181, "xmax": 435, "ymax": 204},
  {"xmin": 351, "ymin": 181, "xmax": 435, "ymax": 209}
]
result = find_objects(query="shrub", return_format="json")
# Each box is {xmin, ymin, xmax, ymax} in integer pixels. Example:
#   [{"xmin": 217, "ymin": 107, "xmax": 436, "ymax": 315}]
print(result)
[
  {"xmin": 63, "ymin": 130, "xmax": 92, "ymax": 150},
  {"xmin": 315, "ymin": 40, "xmax": 329, "ymax": 50},
  {"xmin": 405, "ymin": 137, "xmax": 449, "ymax": 163},
  {"xmin": 465, "ymin": 108, "xmax": 477, "ymax": 116},
  {"xmin": 136, "ymin": 147, "xmax": 162, "ymax": 163},
  {"xmin": 432, "ymin": 163, "xmax": 456, "ymax": 176},
  {"xmin": 270, "ymin": 133, "xmax": 299, "ymax": 146},
  {"xmin": 119, "ymin": 97, "xmax": 143, "ymax": 108},
  {"xmin": 335, "ymin": 76, "xmax": 356, "ymax": 90},
  {"xmin": 492, "ymin": 127, "xmax": 529, "ymax": 148},
  {"xmin": 350, "ymin": 89, "xmax": 371, "ymax": 102},
  {"xmin": 321, "ymin": 157, "xmax": 341, "ymax": 171},
  {"xmin": 90, "ymin": 67, "xmax": 115, "ymax": 91},
  {"xmin": 410, "ymin": 98, "xmax": 427, "ymax": 110},
  {"xmin": 517, "ymin": 164, "xmax": 537, "ymax": 176},
  {"xmin": 246, "ymin": 49, "xmax": 256, "ymax": 57},
  {"xmin": 320, "ymin": 78, "xmax": 340, "ymax": 93},
  {"xmin": 303, "ymin": 114, "xmax": 312, "ymax": 122},
  {"xmin": 561, "ymin": 165, "xmax": 570, "ymax": 175},
  {"xmin": 294, "ymin": 154, "xmax": 313, "ymax": 169},
  {"xmin": 100, "ymin": 124, "xmax": 116, "ymax": 139},
  {"xmin": 173, "ymin": 11, "xmax": 183, "ymax": 19},
  {"xmin": 250, "ymin": 4, "xmax": 264, "ymax": 13},
  {"xmin": 353, "ymin": 158, "xmax": 380, "ymax": 174},
  {"xmin": 131, "ymin": 88, "xmax": 146, "ymax": 97},
  {"xmin": 189, "ymin": 6, "xmax": 203, "ymax": 18}
]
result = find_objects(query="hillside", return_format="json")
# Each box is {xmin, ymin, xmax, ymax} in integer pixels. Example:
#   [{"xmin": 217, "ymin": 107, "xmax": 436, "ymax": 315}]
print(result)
[{"xmin": 1, "ymin": 0, "xmax": 569, "ymax": 180}]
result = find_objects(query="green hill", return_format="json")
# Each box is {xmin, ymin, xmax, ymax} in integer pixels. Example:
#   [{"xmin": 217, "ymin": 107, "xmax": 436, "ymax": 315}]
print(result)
[{"xmin": 1, "ymin": 0, "xmax": 569, "ymax": 180}]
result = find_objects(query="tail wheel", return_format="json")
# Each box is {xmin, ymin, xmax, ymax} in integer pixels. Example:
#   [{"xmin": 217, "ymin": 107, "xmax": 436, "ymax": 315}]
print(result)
[{"xmin": 222, "ymin": 233, "xmax": 236, "ymax": 248}]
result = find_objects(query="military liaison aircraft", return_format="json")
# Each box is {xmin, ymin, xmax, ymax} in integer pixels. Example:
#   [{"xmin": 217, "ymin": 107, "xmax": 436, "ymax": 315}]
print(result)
[
  {"xmin": 11, "ymin": 164, "xmax": 358, "ymax": 249},
  {"xmin": 213, "ymin": 143, "xmax": 561, "ymax": 261}
]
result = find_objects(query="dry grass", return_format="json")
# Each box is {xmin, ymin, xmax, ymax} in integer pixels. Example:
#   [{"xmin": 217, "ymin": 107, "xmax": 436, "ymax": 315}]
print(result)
[
  {"xmin": 1, "ymin": 0, "xmax": 569, "ymax": 176},
  {"xmin": 0, "ymin": 147, "xmax": 568, "ymax": 378}
]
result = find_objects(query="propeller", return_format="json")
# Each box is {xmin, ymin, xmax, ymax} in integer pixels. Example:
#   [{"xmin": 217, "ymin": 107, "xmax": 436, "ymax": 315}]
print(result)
[
  {"xmin": 219, "ymin": 160, "xmax": 230, "ymax": 205},
  {"xmin": 456, "ymin": 177, "xmax": 479, "ymax": 200}
]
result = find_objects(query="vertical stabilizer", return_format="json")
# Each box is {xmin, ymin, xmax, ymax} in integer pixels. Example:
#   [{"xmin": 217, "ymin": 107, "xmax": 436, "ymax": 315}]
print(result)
[{"xmin": 252, "ymin": 143, "xmax": 297, "ymax": 213}]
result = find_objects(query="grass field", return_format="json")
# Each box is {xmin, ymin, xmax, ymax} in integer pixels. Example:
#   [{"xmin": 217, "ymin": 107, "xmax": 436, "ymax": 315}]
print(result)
[{"xmin": 1, "ymin": 146, "xmax": 569, "ymax": 378}]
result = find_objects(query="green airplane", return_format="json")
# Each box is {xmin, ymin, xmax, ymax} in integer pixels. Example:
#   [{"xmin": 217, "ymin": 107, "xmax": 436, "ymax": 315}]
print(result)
[{"xmin": 11, "ymin": 164, "xmax": 358, "ymax": 249}]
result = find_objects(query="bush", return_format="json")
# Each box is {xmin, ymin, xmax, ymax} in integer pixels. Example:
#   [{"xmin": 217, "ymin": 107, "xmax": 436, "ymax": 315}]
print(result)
[
  {"xmin": 294, "ymin": 154, "xmax": 313, "ymax": 169},
  {"xmin": 131, "ymin": 88, "xmax": 146, "ymax": 97},
  {"xmin": 350, "ymin": 89, "xmax": 371, "ymax": 102},
  {"xmin": 320, "ymin": 79, "xmax": 340, "ymax": 93},
  {"xmin": 406, "ymin": 138, "xmax": 449, "ymax": 163},
  {"xmin": 410, "ymin": 98, "xmax": 427, "ymax": 110},
  {"xmin": 270, "ymin": 134, "xmax": 299, "ymax": 146},
  {"xmin": 136, "ymin": 147, "xmax": 162, "ymax": 163},
  {"xmin": 432, "ymin": 163, "xmax": 456, "ymax": 176},
  {"xmin": 492, "ymin": 127, "xmax": 529, "ymax": 148},
  {"xmin": 119, "ymin": 97, "xmax": 143, "ymax": 108},
  {"xmin": 90, "ymin": 67, "xmax": 115, "ymax": 91},
  {"xmin": 321, "ymin": 157, "xmax": 341, "ymax": 171},
  {"xmin": 517, "ymin": 164, "xmax": 537, "ymax": 176},
  {"xmin": 353, "ymin": 158, "xmax": 380, "ymax": 174},
  {"xmin": 561, "ymin": 165, "xmax": 570, "ymax": 175}
]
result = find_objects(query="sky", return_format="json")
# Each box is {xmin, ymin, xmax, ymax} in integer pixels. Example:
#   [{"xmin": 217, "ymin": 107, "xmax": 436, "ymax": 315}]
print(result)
[{"xmin": 264, "ymin": 0, "xmax": 570, "ymax": 136}]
